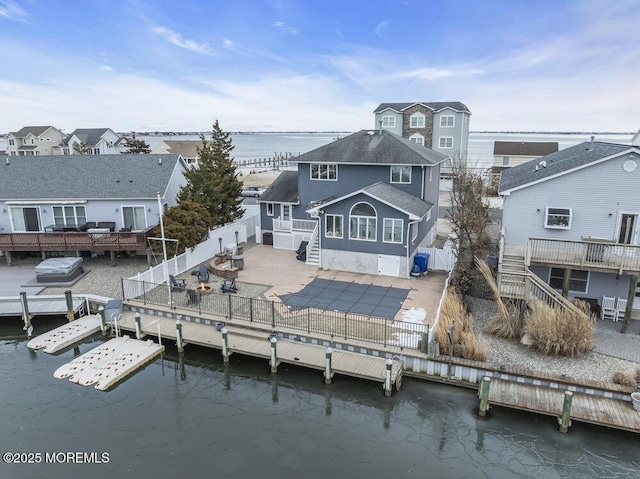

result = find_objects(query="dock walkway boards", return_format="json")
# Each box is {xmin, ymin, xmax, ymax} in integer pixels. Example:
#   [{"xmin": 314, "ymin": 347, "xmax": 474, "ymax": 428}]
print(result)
[
  {"xmin": 0, "ymin": 295, "xmax": 86, "ymax": 317},
  {"xmin": 488, "ymin": 378, "xmax": 640, "ymax": 434},
  {"xmin": 27, "ymin": 315, "xmax": 103, "ymax": 353}
]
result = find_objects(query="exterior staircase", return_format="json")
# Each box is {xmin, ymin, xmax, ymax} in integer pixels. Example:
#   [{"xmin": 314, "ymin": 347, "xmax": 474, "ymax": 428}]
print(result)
[
  {"xmin": 498, "ymin": 245, "xmax": 527, "ymax": 299},
  {"xmin": 305, "ymin": 226, "xmax": 320, "ymax": 266}
]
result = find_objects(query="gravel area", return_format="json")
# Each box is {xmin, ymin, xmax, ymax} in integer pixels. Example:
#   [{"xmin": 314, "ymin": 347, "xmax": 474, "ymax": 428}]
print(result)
[{"xmin": 466, "ymin": 296, "xmax": 639, "ymax": 386}]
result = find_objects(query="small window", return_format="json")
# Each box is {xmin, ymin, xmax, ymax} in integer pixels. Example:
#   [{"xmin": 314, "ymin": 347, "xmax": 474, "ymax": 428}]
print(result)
[
  {"xmin": 266, "ymin": 203, "xmax": 274, "ymax": 216},
  {"xmin": 439, "ymin": 137, "xmax": 453, "ymax": 148},
  {"xmin": 381, "ymin": 116, "xmax": 396, "ymax": 128},
  {"xmin": 410, "ymin": 113, "xmax": 425, "ymax": 128},
  {"xmin": 53, "ymin": 205, "xmax": 86, "ymax": 227},
  {"xmin": 545, "ymin": 207, "xmax": 571, "ymax": 229},
  {"xmin": 310, "ymin": 163, "xmax": 338, "ymax": 180},
  {"xmin": 425, "ymin": 209, "xmax": 431, "ymax": 222},
  {"xmin": 383, "ymin": 218, "xmax": 403, "ymax": 243},
  {"xmin": 8, "ymin": 139, "xmax": 14, "ymax": 146},
  {"xmin": 410, "ymin": 222, "xmax": 418, "ymax": 242},
  {"xmin": 409, "ymin": 134, "xmax": 424, "ymax": 146},
  {"xmin": 549, "ymin": 268, "xmax": 589, "ymax": 294},
  {"xmin": 502, "ymin": 156, "xmax": 510, "ymax": 166},
  {"xmin": 390, "ymin": 166, "xmax": 411, "ymax": 184},
  {"xmin": 92, "ymin": 148, "xmax": 100, "ymax": 155},
  {"xmin": 440, "ymin": 116, "xmax": 454, "ymax": 128},
  {"xmin": 325, "ymin": 214, "xmax": 343, "ymax": 238}
]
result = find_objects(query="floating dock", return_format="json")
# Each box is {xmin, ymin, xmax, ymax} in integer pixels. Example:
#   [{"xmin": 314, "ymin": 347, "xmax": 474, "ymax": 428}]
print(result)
[
  {"xmin": 54, "ymin": 335, "xmax": 164, "ymax": 391},
  {"xmin": 27, "ymin": 315, "xmax": 104, "ymax": 353}
]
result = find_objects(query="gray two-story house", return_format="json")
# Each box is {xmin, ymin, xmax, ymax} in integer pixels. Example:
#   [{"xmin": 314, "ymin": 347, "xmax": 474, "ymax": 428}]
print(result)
[
  {"xmin": 259, "ymin": 130, "xmax": 447, "ymax": 277},
  {"xmin": 498, "ymin": 138, "xmax": 640, "ymax": 315}
]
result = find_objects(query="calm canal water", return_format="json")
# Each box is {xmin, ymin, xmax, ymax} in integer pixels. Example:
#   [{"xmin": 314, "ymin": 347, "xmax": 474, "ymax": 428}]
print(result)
[{"xmin": 0, "ymin": 317, "xmax": 638, "ymax": 479}]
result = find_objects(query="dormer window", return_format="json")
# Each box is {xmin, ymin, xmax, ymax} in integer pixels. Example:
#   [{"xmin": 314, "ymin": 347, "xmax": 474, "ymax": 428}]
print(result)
[{"xmin": 410, "ymin": 113, "xmax": 425, "ymax": 128}]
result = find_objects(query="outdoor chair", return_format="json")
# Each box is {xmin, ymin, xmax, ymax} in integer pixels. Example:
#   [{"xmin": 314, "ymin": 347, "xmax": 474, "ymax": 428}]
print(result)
[
  {"xmin": 220, "ymin": 278, "xmax": 238, "ymax": 294},
  {"xmin": 614, "ymin": 297, "xmax": 627, "ymax": 322},
  {"xmin": 186, "ymin": 289, "xmax": 200, "ymax": 305},
  {"xmin": 169, "ymin": 275, "xmax": 186, "ymax": 292},
  {"xmin": 600, "ymin": 295, "xmax": 616, "ymax": 321},
  {"xmin": 197, "ymin": 264, "xmax": 210, "ymax": 283}
]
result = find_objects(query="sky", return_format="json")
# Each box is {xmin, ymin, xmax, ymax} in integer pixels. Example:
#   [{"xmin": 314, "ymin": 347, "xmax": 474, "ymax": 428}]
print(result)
[{"xmin": 0, "ymin": 0, "xmax": 639, "ymax": 133}]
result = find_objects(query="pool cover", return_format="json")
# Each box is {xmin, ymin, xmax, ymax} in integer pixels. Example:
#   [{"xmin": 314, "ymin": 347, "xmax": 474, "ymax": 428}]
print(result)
[{"xmin": 279, "ymin": 278, "xmax": 409, "ymax": 319}]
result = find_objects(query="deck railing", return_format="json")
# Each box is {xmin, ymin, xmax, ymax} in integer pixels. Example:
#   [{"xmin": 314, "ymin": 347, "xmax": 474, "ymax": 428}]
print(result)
[
  {"xmin": 0, "ymin": 228, "xmax": 153, "ymax": 252},
  {"xmin": 122, "ymin": 278, "xmax": 428, "ymax": 350},
  {"xmin": 273, "ymin": 218, "xmax": 317, "ymax": 232},
  {"xmin": 528, "ymin": 238, "xmax": 640, "ymax": 274},
  {"xmin": 306, "ymin": 224, "xmax": 319, "ymax": 264}
]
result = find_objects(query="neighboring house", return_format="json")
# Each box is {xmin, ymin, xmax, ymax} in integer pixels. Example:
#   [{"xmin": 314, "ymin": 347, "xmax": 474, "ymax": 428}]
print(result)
[
  {"xmin": 0, "ymin": 154, "xmax": 187, "ymax": 236},
  {"xmin": 151, "ymin": 140, "xmax": 204, "ymax": 166},
  {"xmin": 373, "ymin": 102, "xmax": 471, "ymax": 176},
  {"xmin": 492, "ymin": 141, "xmax": 558, "ymax": 176},
  {"xmin": 258, "ymin": 130, "xmax": 447, "ymax": 277},
  {"xmin": 498, "ymin": 137, "xmax": 640, "ymax": 313},
  {"xmin": 60, "ymin": 128, "xmax": 123, "ymax": 155},
  {"xmin": 5, "ymin": 126, "xmax": 65, "ymax": 156}
]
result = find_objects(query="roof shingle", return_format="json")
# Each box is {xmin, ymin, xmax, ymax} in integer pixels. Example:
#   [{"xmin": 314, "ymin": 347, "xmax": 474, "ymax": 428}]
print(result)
[{"xmin": 373, "ymin": 102, "xmax": 471, "ymax": 114}]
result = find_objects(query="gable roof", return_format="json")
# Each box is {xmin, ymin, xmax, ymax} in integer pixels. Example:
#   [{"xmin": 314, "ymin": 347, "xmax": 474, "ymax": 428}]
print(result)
[
  {"xmin": 258, "ymin": 171, "xmax": 298, "ymax": 204},
  {"xmin": 151, "ymin": 140, "xmax": 205, "ymax": 158},
  {"xmin": 64, "ymin": 128, "xmax": 118, "ymax": 147},
  {"xmin": 0, "ymin": 154, "xmax": 185, "ymax": 200},
  {"xmin": 307, "ymin": 182, "xmax": 433, "ymax": 220},
  {"xmin": 9, "ymin": 126, "xmax": 59, "ymax": 137},
  {"xmin": 494, "ymin": 141, "xmax": 558, "ymax": 157},
  {"xmin": 373, "ymin": 102, "xmax": 471, "ymax": 114},
  {"xmin": 499, "ymin": 141, "xmax": 636, "ymax": 194},
  {"xmin": 294, "ymin": 130, "xmax": 448, "ymax": 166}
]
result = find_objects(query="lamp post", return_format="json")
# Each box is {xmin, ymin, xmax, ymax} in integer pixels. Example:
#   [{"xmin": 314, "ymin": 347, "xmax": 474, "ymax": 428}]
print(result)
[
  {"xmin": 218, "ymin": 237, "xmax": 223, "ymax": 254},
  {"xmin": 235, "ymin": 230, "xmax": 239, "ymax": 247}
]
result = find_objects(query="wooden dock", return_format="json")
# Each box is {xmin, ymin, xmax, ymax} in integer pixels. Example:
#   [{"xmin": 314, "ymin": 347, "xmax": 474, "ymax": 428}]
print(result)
[
  {"xmin": 27, "ymin": 314, "xmax": 104, "ymax": 353},
  {"xmin": 484, "ymin": 378, "xmax": 640, "ymax": 434},
  {"xmin": 117, "ymin": 311, "xmax": 402, "ymax": 393},
  {"xmin": 0, "ymin": 295, "xmax": 86, "ymax": 317}
]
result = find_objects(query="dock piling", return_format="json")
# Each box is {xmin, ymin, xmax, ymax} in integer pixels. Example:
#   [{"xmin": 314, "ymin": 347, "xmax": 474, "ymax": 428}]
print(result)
[
  {"xmin": 134, "ymin": 313, "xmax": 143, "ymax": 340},
  {"xmin": 384, "ymin": 358, "xmax": 393, "ymax": 397},
  {"xmin": 20, "ymin": 291, "xmax": 32, "ymax": 338},
  {"xmin": 270, "ymin": 336, "xmax": 278, "ymax": 373},
  {"xmin": 175, "ymin": 320, "xmax": 184, "ymax": 353},
  {"xmin": 98, "ymin": 306, "xmax": 106, "ymax": 335},
  {"xmin": 324, "ymin": 348, "xmax": 333, "ymax": 384},
  {"xmin": 65, "ymin": 290, "xmax": 74, "ymax": 322},
  {"xmin": 558, "ymin": 391, "xmax": 573, "ymax": 433},
  {"xmin": 478, "ymin": 377, "xmax": 491, "ymax": 417},
  {"xmin": 221, "ymin": 327, "xmax": 229, "ymax": 363}
]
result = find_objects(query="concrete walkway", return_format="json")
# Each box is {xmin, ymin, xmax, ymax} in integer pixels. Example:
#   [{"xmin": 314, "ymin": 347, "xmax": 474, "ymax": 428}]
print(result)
[
  {"xmin": 593, "ymin": 318, "xmax": 640, "ymax": 363},
  {"xmin": 0, "ymin": 268, "xmax": 45, "ymax": 296}
]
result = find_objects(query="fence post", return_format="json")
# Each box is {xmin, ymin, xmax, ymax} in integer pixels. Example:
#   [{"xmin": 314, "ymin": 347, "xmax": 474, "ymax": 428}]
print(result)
[
  {"xmin": 142, "ymin": 281, "xmax": 147, "ymax": 305},
  {"xmin": 384, "ymin": 319, "xmax": 387, "ymax": 347},
  {"xmin": 121, "ymin": 278, "xmax": 125, "ymax": 300},
  {"xmin": 249, "ymin": 298, "xmax": 253, "ymax": 322},
  {"xmin": 344, "ymin": 313, "xmax": 348, "ymax": 340},
  {"xmin": 307, "ymin": 308, "xmax": 311, "ymax": 333},
  {"xmin": 228, "ymin": 295, "xmax": 232, "ymax": 321},
  {"xmin": 271, "ymin": 301, "xmax": 275, "ymax": 328}
]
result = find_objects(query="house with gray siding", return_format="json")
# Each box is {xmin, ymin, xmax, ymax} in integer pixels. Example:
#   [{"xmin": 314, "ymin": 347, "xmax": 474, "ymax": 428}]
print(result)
[
  {"xmin": 498, "ymin": 139, "xmax": 640, "ymax": 315},
  {"xmin": 5, "ymin": 126, "xmax": 66, "ymax": 156},
  {"xmin": 259, "ymin": 130, "xmax": 447, "ymax": 277},
  {"xmin": 0, "ymin": 154, "xmax": 187, "ymax": 236},
  {"xmin": 61, "ymin": 128, "xmax": 123, "ymax": 155},
  {"xmin": 373, "ymin": 102, "xmax": 471, "ymax": 176}
]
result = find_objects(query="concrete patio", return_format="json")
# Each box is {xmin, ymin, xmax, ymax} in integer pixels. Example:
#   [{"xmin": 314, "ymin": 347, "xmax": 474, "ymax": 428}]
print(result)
[{"xmin": 231, "ymin": 244, "xmax": 448, "ymax": 326}]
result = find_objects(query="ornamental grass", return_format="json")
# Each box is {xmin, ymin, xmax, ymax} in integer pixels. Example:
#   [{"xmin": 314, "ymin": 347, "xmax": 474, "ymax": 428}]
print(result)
[{"xmin": 436, "ymin": 288, "xmax": 487, "ymax": 362}]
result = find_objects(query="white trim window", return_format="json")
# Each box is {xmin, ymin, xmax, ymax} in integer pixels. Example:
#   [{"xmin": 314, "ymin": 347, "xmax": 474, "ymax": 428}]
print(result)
[
  {"xmin": 266, "ymin": 203, "xmax": 274, "ymax": 216},
  {"xmin": 53, "ymin": 205, "xmax": 87, "ymax": 227},
  {"xmin": 310, "ymin": 163, "xmax": 338, "ymax": 181},
  {"xmin": 390, "ymin": 166, "xmax": 411, "ymax": 184},
  {"xmin": 440, "ymin": 115, "xmax": 455, "ymax": 128},
  {"xmin": 409, "ymin": 134, "xmax": 424, "ymax": 146},
  {"xmin": 325, "ymin": 214, "xmax": 343, "ymax": 238},
  {"xmin": 122, "ymin": 206, "xmax": 146, "ymax": 231},
  {"xmin": 91, "ymin": 148, "xmax": 100, "ymax": 155},
  {"xmin": 10, "ymin": 206, "xmax": 41, "ymax": 232},
  {"xmin": 549, "ymin": 268, "xmax": 589, "ymax": 293},
  {"xmin": 281, "ymin": 204, "xmax": 291, "ymax": 221},
  {"xmin": 502, "ymin": 156, "xmax": 510, "ymax": 166},
  {"xmin": 410, "ymin": 222, "xmax": 418, "ymax": 242},
  {"xmin": 410, "ymin": 113, "xmax": 425, "ymax": 128},
  {"xmin": 383, "ymin": 218, "xmax": 403, "ymax": 243},
  {"xmin": 439, "ymin": 137, "xmax": 454, "ymax": 148},
  {"xmin": 381, "ymin": 116, "xmax": 396, "ymax": 128},
  {"xmin": 8, "ymin": 139, "xmax": 14, "ymax": 146},
  {"xmin": 349, "ymin": 202, "xmax": 377, "ymax": 241},
  {"xmin": 425, "ymin": 209, "xmax": 431, "ymax": 222},
  {"xmin": 545, "ymin": 207, "xmax": 572, "ymax": 229}
]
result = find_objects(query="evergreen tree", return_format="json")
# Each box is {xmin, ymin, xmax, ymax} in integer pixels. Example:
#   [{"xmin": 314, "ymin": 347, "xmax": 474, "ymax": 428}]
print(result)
[
  {"xmin": 177, "ymin": 121, "xmax": 244, "ymax": 227},
  {"xmin": 151, "ymin": 200, "xmax": 213, "ymax": 255},
  {"xmin": 73, "ymin": 141, "xmax": 92, "ymax": 154},
  {"xmin": 121, "ymin": 135, "xmax": 151, "ymax": 154}
]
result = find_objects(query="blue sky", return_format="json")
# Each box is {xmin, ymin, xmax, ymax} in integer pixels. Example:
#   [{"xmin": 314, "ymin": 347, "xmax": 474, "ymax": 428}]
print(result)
[{"xmin": 1, "ymin": 0, "xmax": 638, "ymax": 133}]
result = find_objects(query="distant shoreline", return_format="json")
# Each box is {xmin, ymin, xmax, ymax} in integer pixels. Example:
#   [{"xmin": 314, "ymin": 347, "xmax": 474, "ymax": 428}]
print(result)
[{"xmin": 126, "ymin": 130, "xmax": 634, "ymax": 136}]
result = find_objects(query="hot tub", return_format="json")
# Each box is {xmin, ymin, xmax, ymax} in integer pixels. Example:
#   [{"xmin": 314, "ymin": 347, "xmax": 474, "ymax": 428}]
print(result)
[{"xmin": 35, "ymin": 257, "xmax": 84, "ymax": 283}]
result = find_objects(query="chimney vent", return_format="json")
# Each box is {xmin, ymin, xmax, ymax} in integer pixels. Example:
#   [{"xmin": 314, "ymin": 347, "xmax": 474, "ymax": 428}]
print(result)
[
  {"xmin": 158, "ymin": 157, "xmax": 162, "ymax": 165},
  {"xmin": 5, "ymin": 158, "xmax": 9, "ymax": 166}
]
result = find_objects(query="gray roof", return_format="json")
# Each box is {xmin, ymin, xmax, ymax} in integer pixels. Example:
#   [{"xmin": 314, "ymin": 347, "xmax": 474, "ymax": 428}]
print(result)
[
  {"xmin": 362, "ymin": 182, "xmax": 433, "ymax": 219},
  {"xmin": 9, "ymin": 126, "xmax": 56, "ymax": 137},
  {"xmin": 0, "ymin": 154, "xmax": 184, "ymax": 200},
  {"xmin": 373, "ymin": 102, "xmax": 471, "ymax": 114},
  {"xmin": 258, "ymin": 171, "xmax": 298, "ymax": 203},
  {"xmin": 64, "ymin": 128, "xmax": 117, "ymax": 147},
  {"xmin": 499, "ymin": 141, "xmax": 634, "ymax": 193},
  {"xmin": 294, "ymin": 130, "xmax": 448, "ymax": 166},
  {"xmin": 494, "ymin": 141, "xmax": 558, "ymax": 157}
]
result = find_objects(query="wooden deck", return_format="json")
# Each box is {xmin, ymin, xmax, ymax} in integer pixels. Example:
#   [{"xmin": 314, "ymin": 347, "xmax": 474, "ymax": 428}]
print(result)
[
  {"xmin": 0, "ymin": 295, "xmax": 86, "ymax": 317},
  {"xmin": 486, "ymin": 378, "xmax": 640, "ymax": 434},
  {"xmin": 0, "ymin": 229, "xmax": 152, "ymax": 252}
]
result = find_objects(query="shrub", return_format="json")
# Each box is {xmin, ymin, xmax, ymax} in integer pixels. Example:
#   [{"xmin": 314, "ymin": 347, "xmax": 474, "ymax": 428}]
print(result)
[
  {"xmin": 436, "ymin": 288, "xmax": 487, "ymax": 361},
  {"xmin": 612, "ymin": 370, "xmax": 637, "ymax": 387},
  {"xmin": 523, "ymin": 299, "xmax": 595, "ymax": 357},
  {"xmin": 635, "ymin": 367, "xmax": 640, "ymax": 386}
]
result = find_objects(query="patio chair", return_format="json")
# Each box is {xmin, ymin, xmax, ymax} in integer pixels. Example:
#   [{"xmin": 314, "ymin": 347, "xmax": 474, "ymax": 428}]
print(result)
[
  {"xmin": 220, "ymin": 278, "xmax": 238, "ymax": 294},
  {"xmin": 169, "ymin": 275, "xmax": 186, "ymax": 292},
  {"xmin": 197, "ymin": 264, "xmax": 210, "ymax": 283},
  {"xmin": 600, "ymin": 296, "xmax": 616, "ymax": 321},
  {"xmin": 186, "ymin": 289, "xmax": 200, "ymax": 305},
  {"xmin": 614, "ymin": 297, "xmax": 627, "ymax": 322}
]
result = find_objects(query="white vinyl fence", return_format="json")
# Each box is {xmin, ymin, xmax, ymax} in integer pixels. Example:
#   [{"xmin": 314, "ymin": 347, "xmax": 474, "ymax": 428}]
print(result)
[{"xmin": 416, "ymin": 247, "xmax": 457, "ymax": 272}]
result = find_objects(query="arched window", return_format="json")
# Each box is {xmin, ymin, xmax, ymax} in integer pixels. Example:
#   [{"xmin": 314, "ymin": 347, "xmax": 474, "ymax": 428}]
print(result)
[
  {"xmin": 410, "ymin": 112, "xmax": 425, "ymax": 128},
  {"xmin": 349, "ymin": 202, "xmax": 377, "ymax": 241}
]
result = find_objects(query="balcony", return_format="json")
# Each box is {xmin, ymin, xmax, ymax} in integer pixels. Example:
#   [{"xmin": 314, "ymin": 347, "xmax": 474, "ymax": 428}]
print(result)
[
  {"xmin": 272, "ymin": 218, "xmax": 317, "ymax": 233},
  {"xmin": 527, "ymin": 238, "xmax": 640, "ymax": 274}
]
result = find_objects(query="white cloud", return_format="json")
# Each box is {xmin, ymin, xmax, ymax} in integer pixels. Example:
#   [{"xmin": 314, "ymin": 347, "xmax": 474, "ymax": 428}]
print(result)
[
  {"xmin": 99, "ymin": 65, "xmax": 114, "ymax": 71},
  {"xmin": 151, "ymin": 26, "xmax": 211, "ymax": 55},
  {"xmin": 392, "ymin": 67, "xmax": 485, "ymax": 81},
  {"xmin": 272, "ymin": 21, "xmax": 297, "ymax": 35},
  {"xmin": 0, "ymin": 0, "xmax": 27, "ymax": 21},
  {"xmin": 374, "ymin": 20, "xmax": 389, "ymax": 40}
]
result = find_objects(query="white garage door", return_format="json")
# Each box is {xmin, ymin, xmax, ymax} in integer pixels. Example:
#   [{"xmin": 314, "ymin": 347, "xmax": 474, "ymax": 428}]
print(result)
[{"xmin": 378, "ymin": 255, "xmax": 400, "ymax": 277}]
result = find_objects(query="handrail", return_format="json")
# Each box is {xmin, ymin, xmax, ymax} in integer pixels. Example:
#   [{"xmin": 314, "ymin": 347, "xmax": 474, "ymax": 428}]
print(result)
[
  {"xmin": 497, "ymin": 227, "xmax": 506, "ymax": 289},
  {"xmin": 0, "ymin": 230, "xmax": 151, "ymax": 251},
  {"xmin": 306, "ymin": 224, "xmax": 318, "ymax": 264}
]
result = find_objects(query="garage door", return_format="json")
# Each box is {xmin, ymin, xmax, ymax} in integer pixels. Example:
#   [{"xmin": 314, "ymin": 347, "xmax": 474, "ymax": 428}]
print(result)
[{"xmin": 378, "ymin": 255, "xmax": 400, "ymax": 277}]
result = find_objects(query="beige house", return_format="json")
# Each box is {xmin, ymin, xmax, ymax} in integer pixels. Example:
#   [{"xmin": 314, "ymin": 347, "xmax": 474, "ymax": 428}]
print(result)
[
  {"xmin": 493, "ymin": 141, "xmax": 559, "ymax": 172},
  {"xmin": 151, "ymin": 140, "xmax": 205, "ymax": 166},
  {"xmin": 6, "ymin": 126, "xmax": 66, "ymax": 156}
]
